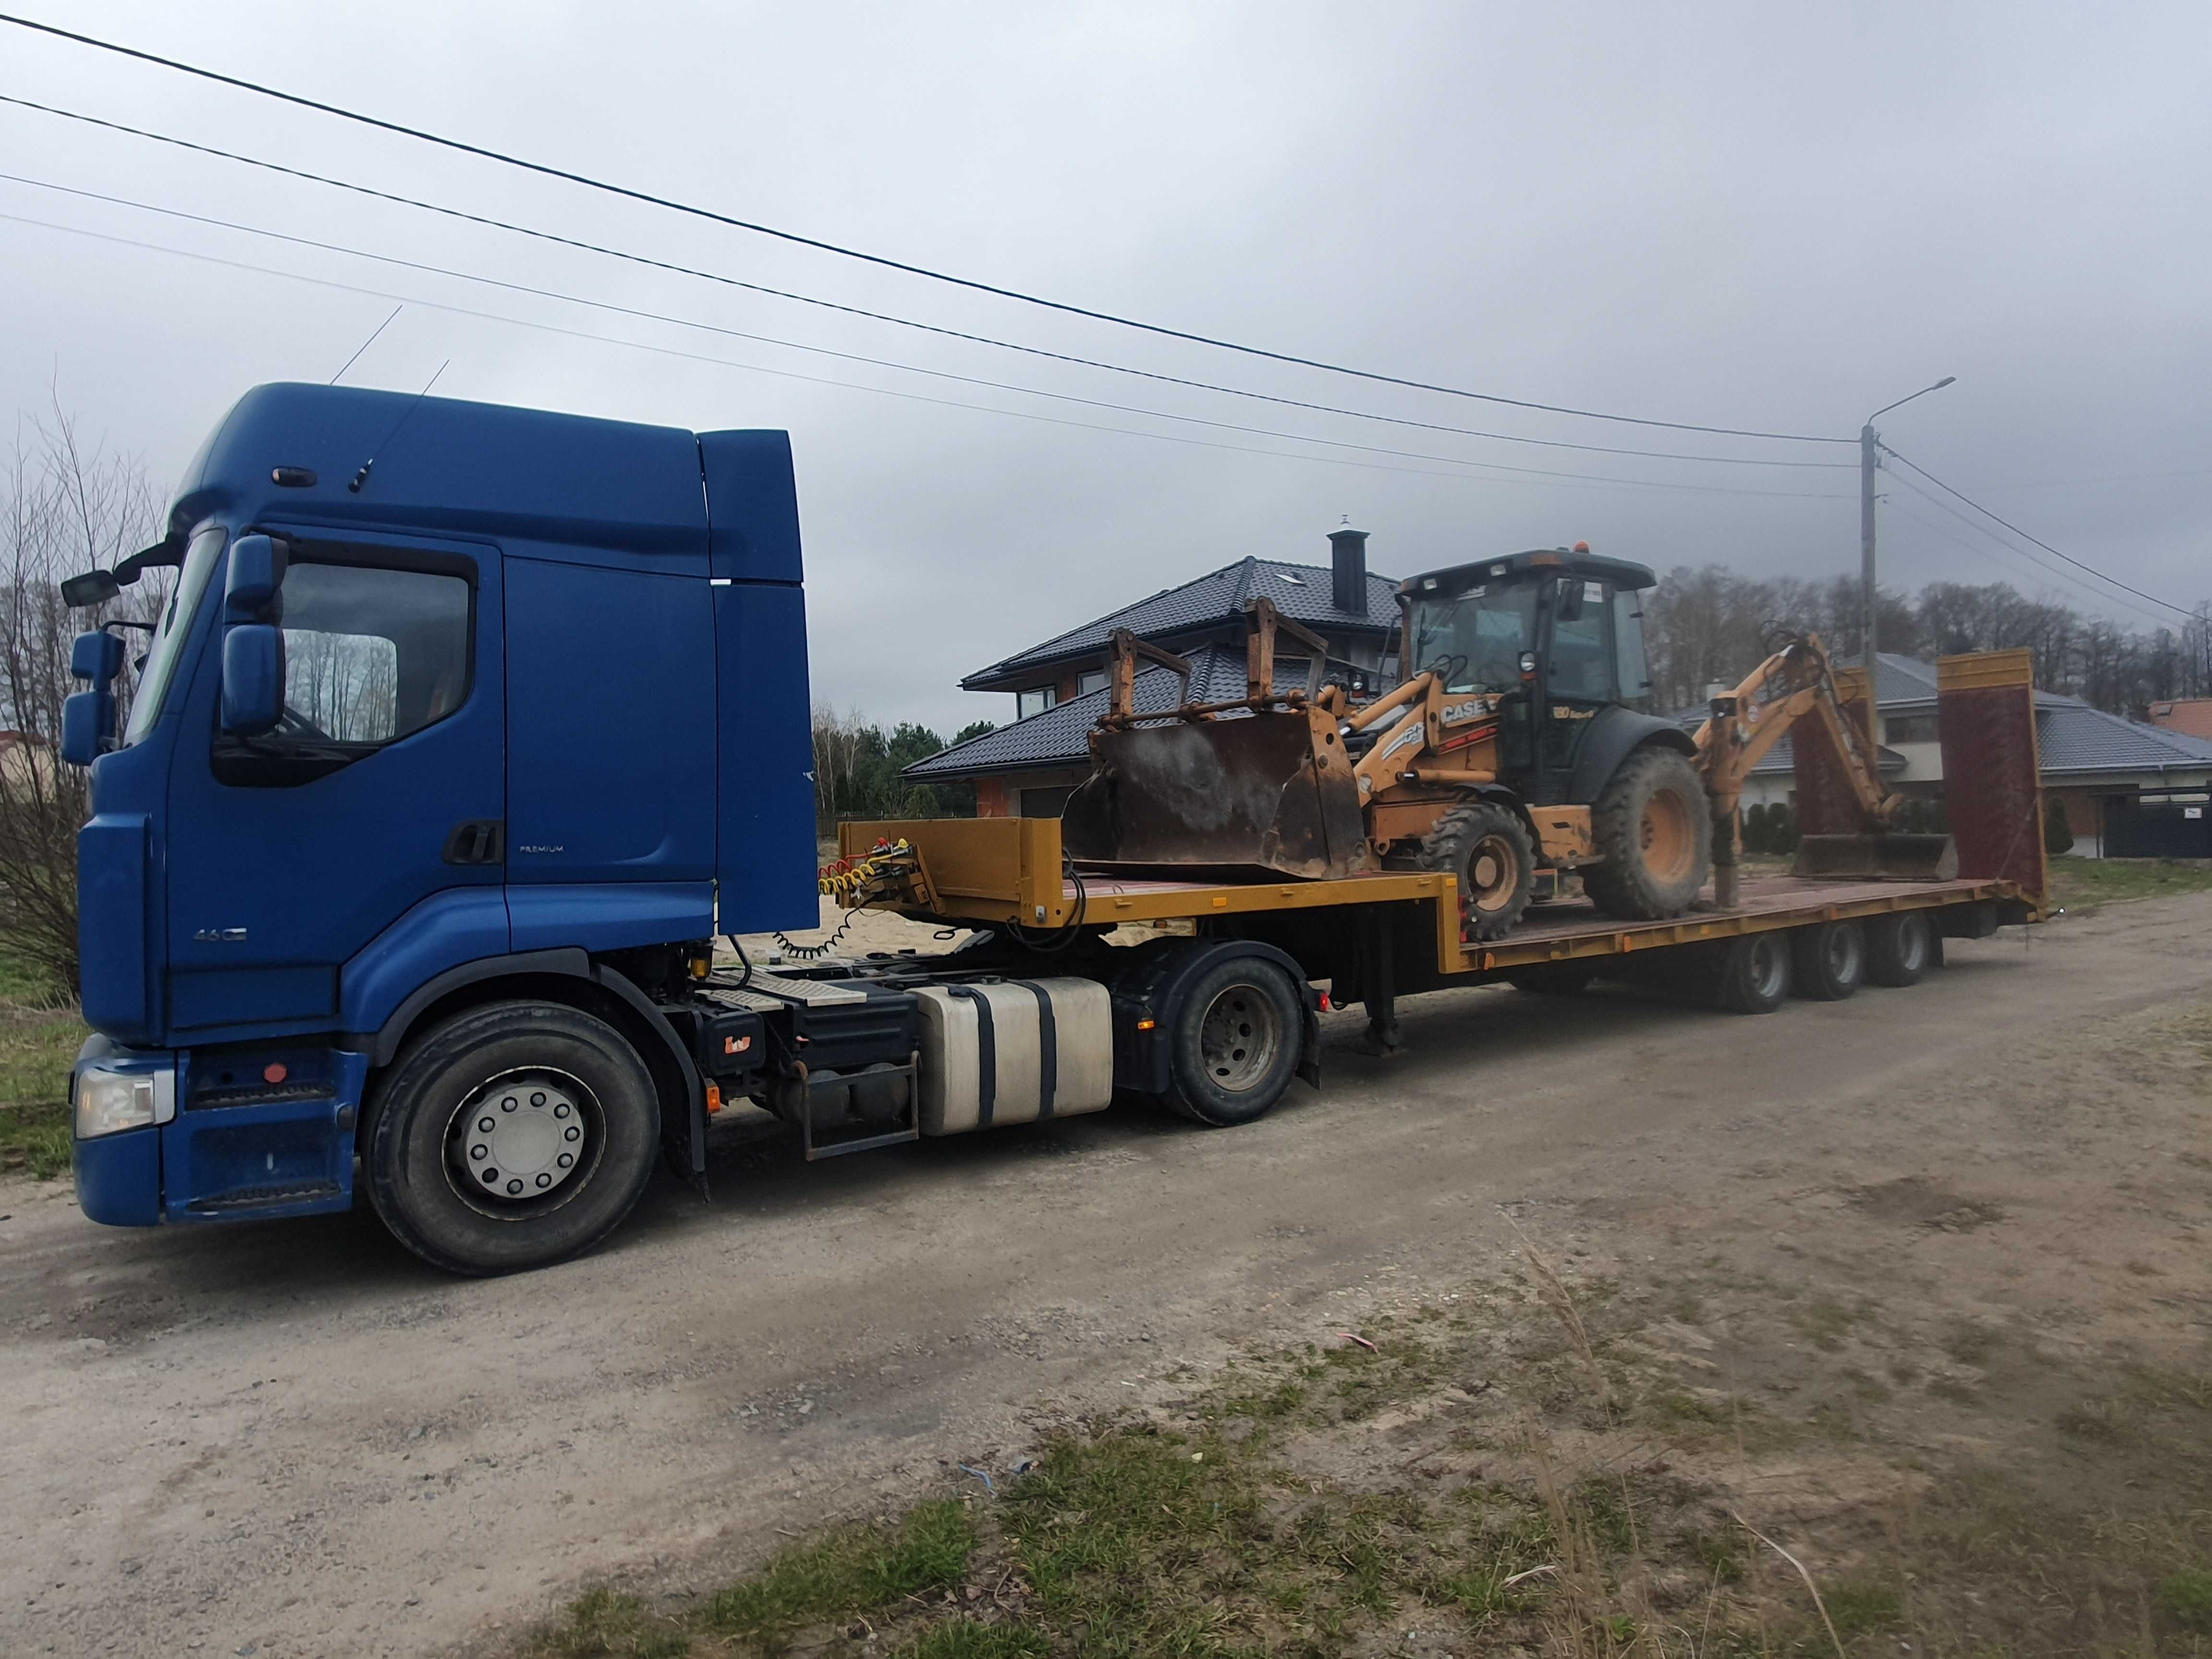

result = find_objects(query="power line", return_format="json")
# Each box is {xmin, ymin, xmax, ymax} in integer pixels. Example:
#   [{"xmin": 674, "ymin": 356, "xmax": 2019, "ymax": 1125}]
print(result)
[
  {"xmin": 1880, "ymin": 443, "xmax": 2192, "ymax": 619},
  {"xmin": 0, "ymin": 11, "xmax": 1855, "ymax": 446},
  {"xmin": 0, "ymin": 207, "xmax": 1861, "ymax": 502},
  {"xmin": 0, "ymin": 177, "xmax": 1854, "ymax": 503},
  {"xmin": 0, "ymin": 95, "xmax": 1855, "ymax": 474},
  {"xmin": 1882, "ymin": 495, "xmax": 2182, "ymax": 630}
]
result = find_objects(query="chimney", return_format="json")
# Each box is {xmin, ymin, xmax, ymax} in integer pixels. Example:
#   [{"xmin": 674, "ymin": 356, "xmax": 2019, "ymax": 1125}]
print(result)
[{"xmin": 1327, "ymin": 518, "xmax": 1369, "ymax": 615}]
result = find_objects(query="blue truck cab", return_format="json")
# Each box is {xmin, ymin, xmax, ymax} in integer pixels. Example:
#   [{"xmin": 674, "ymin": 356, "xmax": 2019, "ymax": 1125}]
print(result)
[{"xmin": 63, "ymin": 383, "xmax": 823, "ymax": 1271}]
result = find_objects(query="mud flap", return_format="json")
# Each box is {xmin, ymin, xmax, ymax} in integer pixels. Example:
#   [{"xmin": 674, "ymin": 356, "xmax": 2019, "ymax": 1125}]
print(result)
[{"xmin": 1062, "ymin": 709, "xmax": 1369, "ymax": 880}]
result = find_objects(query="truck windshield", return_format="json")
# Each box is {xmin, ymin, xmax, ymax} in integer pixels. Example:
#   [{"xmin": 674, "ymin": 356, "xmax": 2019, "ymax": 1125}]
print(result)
[
  {"xmin": 1406, "ymin": 582, "xmax": 1541, "ymax": 693},
  {"xmin": 123, "ymin": 525, "xmax": 225, "ymax": 746}
]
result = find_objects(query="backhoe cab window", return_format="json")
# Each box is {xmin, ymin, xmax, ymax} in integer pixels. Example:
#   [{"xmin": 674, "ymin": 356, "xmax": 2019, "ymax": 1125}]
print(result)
[
  {"xmin": 1548, "ymin": 579, "xmax": 1614, "ymax": 701},
  {"xmin": 1407, "ymin": 582, "xmax": 1541, "ymax": 694}
]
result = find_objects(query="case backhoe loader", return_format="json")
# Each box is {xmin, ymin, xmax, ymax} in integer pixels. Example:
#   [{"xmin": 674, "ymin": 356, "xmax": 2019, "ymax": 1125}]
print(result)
[{"xmin": 1060, "ymin": 544, "xmax": 1953, "ymax": 942}]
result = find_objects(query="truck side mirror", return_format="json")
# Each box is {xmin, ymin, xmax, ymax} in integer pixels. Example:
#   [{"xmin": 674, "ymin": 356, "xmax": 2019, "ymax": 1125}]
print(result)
[
  {"xmin": 60, "ymin": 690, "xmax": 116, "ymax": 767},
  {"xmin": 224, "ymin": 534, "xmax": 287, "ymax": 619},
  {"xmin": 61, "ymin": 569, "xmax": 120, "ymax": 609},
  {"xmin": 71, "ymin": 627, "xmax": 125, "ymax": 687},
  {"xmin": 220, "ymin": 625, "xmax": 285, "ymax": 736},
  {"xmin": 60, "ymin": 628, "xmax": 128, "ymax": 767},
  {"xmin": 219, "ymin": 535, "xmax": 289, "ymax": 736}
]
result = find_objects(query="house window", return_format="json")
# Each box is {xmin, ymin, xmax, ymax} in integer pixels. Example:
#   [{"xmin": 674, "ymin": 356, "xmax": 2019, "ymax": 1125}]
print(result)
[
  {"xmin": 1886, "ymin": 712, "xmax": 1938, "ymax": 744},
  {"xmin": 1076, "ymin": 669, "xmax": 1108, "ymax": 697},
  {"xmin": 1017, "ymin": 685, "xmax": 1058, "ymax": 720}
]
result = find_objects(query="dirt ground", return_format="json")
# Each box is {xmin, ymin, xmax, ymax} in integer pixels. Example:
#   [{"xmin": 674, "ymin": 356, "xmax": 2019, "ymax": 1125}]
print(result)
[{"xmin": 2, "ymin": 892, "xmax": 2207, "ymax": 1658}]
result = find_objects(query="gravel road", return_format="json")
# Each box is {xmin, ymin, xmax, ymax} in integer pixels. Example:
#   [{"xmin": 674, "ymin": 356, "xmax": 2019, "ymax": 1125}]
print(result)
[{"xmin": 4, "ymin": 894, "xmax": 2206, "ymax": 1658}]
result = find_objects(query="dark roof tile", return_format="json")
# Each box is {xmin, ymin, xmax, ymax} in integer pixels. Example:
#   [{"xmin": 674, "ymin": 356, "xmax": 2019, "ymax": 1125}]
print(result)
[{"xmin": 962, "ymin": 555, "xmax": 1398, "ymax": 688}]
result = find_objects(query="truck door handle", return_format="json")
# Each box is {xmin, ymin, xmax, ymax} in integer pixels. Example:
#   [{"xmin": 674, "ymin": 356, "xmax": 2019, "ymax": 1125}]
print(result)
[{"xmin": 442, "ymin": 819, "xmax": 505, "ymax": 866}]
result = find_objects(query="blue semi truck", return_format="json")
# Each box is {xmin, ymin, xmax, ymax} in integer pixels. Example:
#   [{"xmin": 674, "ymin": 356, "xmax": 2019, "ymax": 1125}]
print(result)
[{"xmin": 59, "ymin": 383, "xmax": 2043, "ymax": 1274}]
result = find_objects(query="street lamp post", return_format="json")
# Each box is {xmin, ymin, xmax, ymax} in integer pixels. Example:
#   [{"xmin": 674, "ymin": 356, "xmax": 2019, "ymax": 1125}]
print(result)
[{"xmin": 1860, "ymin": 376, "xmax": 1956, "ymax": 741}]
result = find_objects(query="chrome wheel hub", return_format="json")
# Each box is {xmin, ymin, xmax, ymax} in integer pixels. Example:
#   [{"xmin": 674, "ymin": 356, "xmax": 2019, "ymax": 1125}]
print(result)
[
  {"xmin": 1198, "ymin": 984, "xmax": 1283, "ymax": 1093},
  {"xmin": 456, "ymin": 1070, "xmax": 589, "ymax": 1201}
]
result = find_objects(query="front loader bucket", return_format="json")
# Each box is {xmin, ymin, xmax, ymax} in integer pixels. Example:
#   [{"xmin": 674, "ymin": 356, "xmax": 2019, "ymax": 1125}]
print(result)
[
  {"xmin": 1792, "ymin": 833, "xmax": 1958, "ymax": 882},
  {"xmin": 1061, "ymin": 709, "xmax": 1372, "ymax": 880}
]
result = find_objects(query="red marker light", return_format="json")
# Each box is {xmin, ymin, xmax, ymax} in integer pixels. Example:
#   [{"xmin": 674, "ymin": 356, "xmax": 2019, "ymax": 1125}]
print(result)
[{"xmin": 263, "ymin": 1062, "xmax": 289, "ymax": 1084}]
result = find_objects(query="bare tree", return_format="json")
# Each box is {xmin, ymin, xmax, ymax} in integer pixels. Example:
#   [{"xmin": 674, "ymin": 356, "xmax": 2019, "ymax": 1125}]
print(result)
[{"xmin": 0, "ymin": 406, "xmax": 164, "ymax": 993}]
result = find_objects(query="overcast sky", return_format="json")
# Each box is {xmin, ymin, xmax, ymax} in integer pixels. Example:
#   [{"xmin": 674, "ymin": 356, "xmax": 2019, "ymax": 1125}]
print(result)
[{"xmin": 3, "ymin": 1, "xmax": 2206, "ymax": 735}]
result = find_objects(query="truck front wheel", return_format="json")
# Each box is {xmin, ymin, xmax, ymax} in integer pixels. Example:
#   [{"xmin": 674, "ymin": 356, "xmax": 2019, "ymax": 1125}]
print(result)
[{"xmin": 364, "ymin": 1000, "xmax": 661, "ymax": 1275}]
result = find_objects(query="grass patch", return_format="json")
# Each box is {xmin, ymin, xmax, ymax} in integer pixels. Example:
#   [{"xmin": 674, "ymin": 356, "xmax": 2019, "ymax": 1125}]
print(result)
[
  {"xmin": 0, "ymin": 949, "xmax": 83, "ymax": 1181},
  {"xmin": 0, "ymin": 1098, "xmax": 70, "ymax": 1180},
  {"xmin": 2048, "ymin": 857, "xmax": 2212, "ymax": 912},
  {"xmin": 514, "ymin": 1260, "xmax": 2212, "ymax": 1659},
  {"xmin": 524, "ymin": 1501, "xmax": 978, "ymax": 1657}
]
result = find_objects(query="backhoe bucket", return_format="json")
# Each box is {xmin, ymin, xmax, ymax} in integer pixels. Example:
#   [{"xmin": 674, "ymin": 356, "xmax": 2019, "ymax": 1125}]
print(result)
[
  {"xmin": 1061, "ymin": 709, "xmax": 1371, "ymax": 880},
  {"xmin": 1792, "ymin": 833, "xmax": 1958, "ymax": 882}
]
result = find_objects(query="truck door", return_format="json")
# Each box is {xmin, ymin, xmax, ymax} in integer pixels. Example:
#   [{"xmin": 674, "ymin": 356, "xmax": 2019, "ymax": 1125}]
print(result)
[
  {"xmin": 1535, "ymin": 577, "xmax": 1618, "ymax": 803},
  {"xmin": 164, "ymin": 531, "xmax": 505, "ymax": 1039}
]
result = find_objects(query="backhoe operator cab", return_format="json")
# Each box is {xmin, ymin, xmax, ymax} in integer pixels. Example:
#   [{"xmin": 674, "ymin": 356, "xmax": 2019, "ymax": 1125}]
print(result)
[{"xmin": 1352, "ymin": 546, "xmax": 1707, "ymax": 939}]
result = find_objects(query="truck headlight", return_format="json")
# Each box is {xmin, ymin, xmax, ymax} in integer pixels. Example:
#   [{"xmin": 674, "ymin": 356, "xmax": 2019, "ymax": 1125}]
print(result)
[{"xmin": 74, "ymin": 1063, "xmax": 176, "ymax": 1139}]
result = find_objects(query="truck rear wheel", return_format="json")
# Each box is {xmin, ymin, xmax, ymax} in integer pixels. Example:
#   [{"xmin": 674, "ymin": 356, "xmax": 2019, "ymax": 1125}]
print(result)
[
  {"xmin": 364, "ymin": 1000, "xmax": 661, "ymax": 1275},
  {"xmin": 1164, "ymin": 957, "xmax": 1303, "ymax": 1127},
  {"xmin": 1791, "ymin": 920, "xmax": 1865, "ymax": 1000},
  {"xmin": 1584, "ymin": 746, "xmax": 1711, "ymax": 921},
  {"xmin": 1420, "ymin": 801, "xmax": 1535, "ymax": 943},
  {"xmin": 1864, "ymin": 911, "xmax": 1933, "ymax": 986}
]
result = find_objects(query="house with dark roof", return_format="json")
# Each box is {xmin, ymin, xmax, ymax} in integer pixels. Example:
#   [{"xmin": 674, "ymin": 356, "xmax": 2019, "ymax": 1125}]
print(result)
[
  {"xmin": 910, "ymin": 525, "xmax": 1401, "ymax": 817},
  {"xmin": 1714, "ymin": 653, "xmax": 2212, "ymax": 856}
]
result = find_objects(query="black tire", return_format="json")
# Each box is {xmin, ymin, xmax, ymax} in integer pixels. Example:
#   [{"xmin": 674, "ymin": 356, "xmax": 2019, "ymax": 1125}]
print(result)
[
  {"xmin": 1584, "ymin": 746, "xmax": 1712, "ymax": 922},
  {"xmin": 1164, "ymin": 956, "xmax": 1304, "ymax": 1127},
  {"xmin": 364, "ymin": 1000, "xmax": 661, "ymax": 1275},
  {"xmin": 1864, "ymin": 911, "xmax": 1933, "ymax": 986},
  {"xmin": 1714, "ymin": 933, "xmax": 1791, "ymax": 1014},
  {"xmin": 1791, "ymin": 920, "xmax": 1865, "ymax": 1000},
  {"xmin": 1419, "ymin": 801, "xmax": 1536, "ymax": 943},
  {"xmin": 1508, "ymin": 963, "xmax": 1597, "ymax": 996}
]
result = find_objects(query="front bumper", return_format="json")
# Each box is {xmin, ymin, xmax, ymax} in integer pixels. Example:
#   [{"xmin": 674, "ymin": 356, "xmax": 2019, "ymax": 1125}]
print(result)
[{"xmin": 71, "ymin": 1037, "xmax": 366, "ymax": 1228}]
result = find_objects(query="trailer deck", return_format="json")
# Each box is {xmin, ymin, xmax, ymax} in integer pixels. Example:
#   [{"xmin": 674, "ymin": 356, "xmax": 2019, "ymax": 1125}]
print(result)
[{"xmin": 838, "ymin": 817, "xmax": 2033, "ymax": 983}]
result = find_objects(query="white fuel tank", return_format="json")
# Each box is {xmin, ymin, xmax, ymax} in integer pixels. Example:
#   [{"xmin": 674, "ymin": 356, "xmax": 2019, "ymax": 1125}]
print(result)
[{"xmin": 914, "ymin": 978, "xmax": 1114, "ymax": 1135}]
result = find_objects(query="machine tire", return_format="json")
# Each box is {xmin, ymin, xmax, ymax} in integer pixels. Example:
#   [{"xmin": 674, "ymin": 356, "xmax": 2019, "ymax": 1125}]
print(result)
[
  {"xmin": 1713, "ymin": 933, "xmax": 1791, "ymax": 1014},
  {"xmin": 1791, "ymin": 920, "xmax": 1865, "ymax": 1000},
  {"xmin": 364, "ymin": 999, "xmax": 661, "ymax": 1275},
  {"xmin": 1864, "ymin": 911, "xmax": 1933, "ymax": 986},
  {"xmin": 1420, "ymin": 801, "xmax": 1536, "ymax": 943},
  {"xmin": 1508, "ymin": 963, "xmax": 1597, "ymax": 997},
  {"xmin": 1163, "ymin": 956, "xmax": 1304, "ymax": 1128},
  {"xmin": 1584, "ymin": 746, "xmax": 1712, "ymax": 921}
]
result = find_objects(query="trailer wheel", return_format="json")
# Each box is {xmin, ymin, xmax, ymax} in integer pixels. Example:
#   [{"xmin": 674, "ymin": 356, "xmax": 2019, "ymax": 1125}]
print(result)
[
  {"xmin": 1714, "ymin": 933, "xmax": 1791, "ymax": 1014},
  {"xmin": 1164, "ymin": 957, "xmax": 1303, "ymax": 1127},
  {"xmin": 1420, "ymin": 801, "xmax": 1536, "ymax": 942},
  {"xmin": 1864, "ymin": 911, "xmax": 1933, "ymax": 986},
  {"xmin": 364, "ymin": 1000, "xmax": 661, "ymax": 1275},
  {"xmin": 1584, "ymin": 746, "xmax": 1712, "ymax": 921},
  {"xmin": 1791, "ymin": 920, "xmax": 1865, "ymax": 1000}
]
